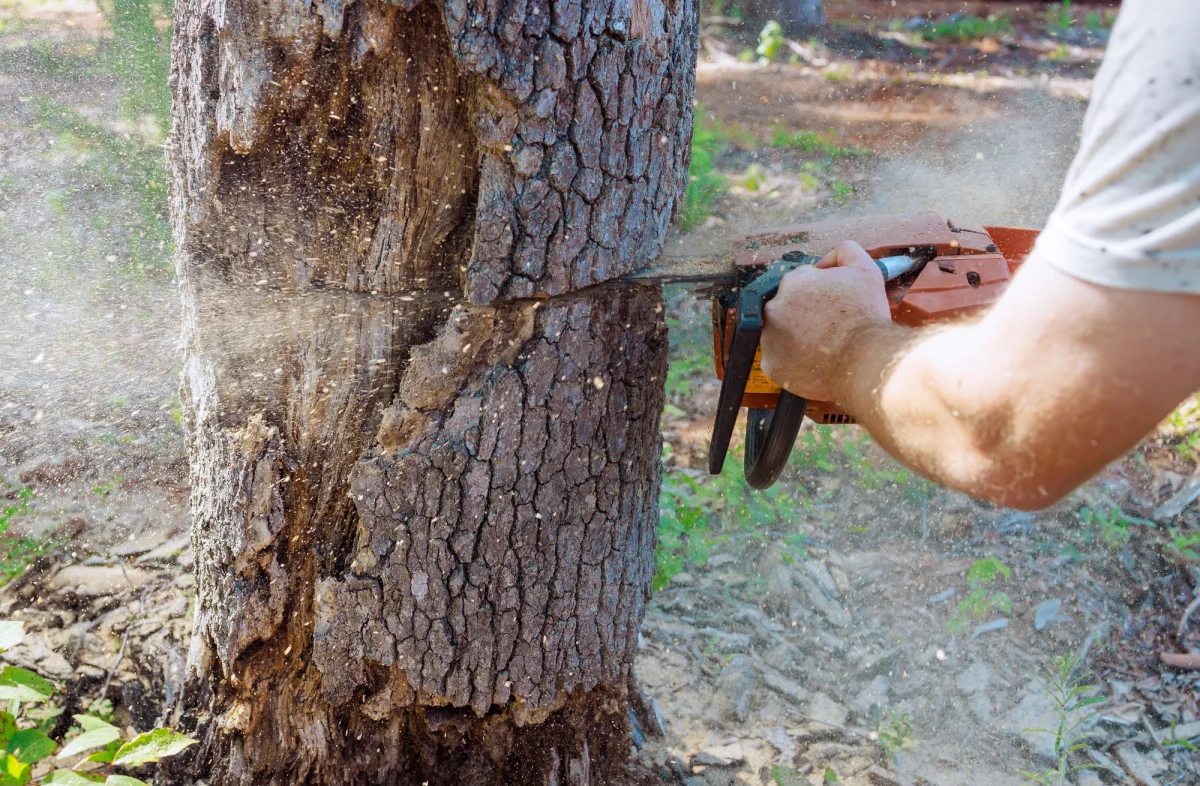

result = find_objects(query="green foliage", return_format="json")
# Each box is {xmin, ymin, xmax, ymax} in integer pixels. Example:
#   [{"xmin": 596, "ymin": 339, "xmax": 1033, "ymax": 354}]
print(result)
[
  {"xmin": 1168, "ymin": 528, "xmax": 1200, "ymax": 562},
  {"xmin": 680, "ymin": 117, "xmax": 727, "ymax": 231},
  {"xmin": 756, "ymin": 20, "xmax": 786, "ymax": 64},
  {"xmin": 655, "ymin": 471, "xmax": 724, "ymax": 590},
  {"xmin": 769, "ymin": 128, "xmax": 867, "ymax": 159},
  {"xmin": 0, "ymin": 488, "xmax": 53, "ymax": 588},
  {"xmin": 946, "ymin": 556, "xmax": 1011, "ymax": 631},
  {"xmin": 1046, "ymin": 1, "xmax": 1075, "ymax": 31},
  {"xmin": 967, "ymin": 555, "xmax": 1011, "ymax": 587},
  {"xmin": 790, "ymin": 425, "xmax": 837, "ymax": 472},
  {"xmin": 96, "ymin": 0, "xmax": 173, "ymax": 128},
  {"xmin": 111, "ymin": 729, "xmax": 196, "ymax": 767},
  {"xmin": 921, "ymin": 14, "xmax": 1012, "ymax": 43},
  {"xmin": 31, "ymin": 100, "xmax": 171, "ymax": 275},
  {"xmin": 769, "ymin": 764, "xmax": 807, "ymax": 786},
  {"xmin": 1047, "ymin": 43, "xmax": 1071, "ymax": 62},
  {"xmin": 822, "ymin": 767, "xmax": 838, "ymax": 783},
  {"xmin": 1020, "ymin": 654, "xmax": 1107, "ymax": 785},
  {"xmin": 830, "ymin": 180, "xmax": 853, "ymax": 205},
  {"xmin": 738, "ymin": 164, "xmax": 768, "ymax": 192},
  {"xmin": 1176, "ymin": 432, "xmax": 1200, "ymax": 464},
  {"xmin": 0, "ymin": 623, "xmax": 193, "ymax": 784},
  {"xmin": 1076, "ymin": 504, "xmax": 1155, "ymax": 550},
  {"xmin": 0, "ymin": 491, "xmax": 32, "ymax": 536},
  {"xmin": 877, "ymin": 711, "xmax": 917, "ymax": 759},
  {"xmin": 654, "ymin": 461, "xmax": 807, "ymax": 590}
]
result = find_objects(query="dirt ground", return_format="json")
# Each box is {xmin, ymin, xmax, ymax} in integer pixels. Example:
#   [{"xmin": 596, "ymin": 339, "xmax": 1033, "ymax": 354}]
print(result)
[{"xmin": 2, "ymin": 2, "xmax": 1199, "ymax": 785}]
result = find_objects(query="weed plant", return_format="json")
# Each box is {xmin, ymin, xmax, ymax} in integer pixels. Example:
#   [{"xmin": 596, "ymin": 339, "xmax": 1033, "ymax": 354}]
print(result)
[{"xmin": 1020, "ymin": 654, "xmax": 1107, "ymax": 785}]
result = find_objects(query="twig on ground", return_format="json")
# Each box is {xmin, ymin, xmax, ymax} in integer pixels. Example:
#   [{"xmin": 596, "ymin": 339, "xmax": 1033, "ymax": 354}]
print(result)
[
  {"xmin": 1159, "ymin": 651, "xmax": 1200, "ymax": 670},
  {"xmin": 1177, "ymin": 593, "xmax": 1200, "ymax": 643},
  {"xmin": 783, "ymin": 708, "xmax": 867, "ymax": 739},
  {"xmin": 1142, "ymin": 711, "xmax": 1168, "ymax": 757}
]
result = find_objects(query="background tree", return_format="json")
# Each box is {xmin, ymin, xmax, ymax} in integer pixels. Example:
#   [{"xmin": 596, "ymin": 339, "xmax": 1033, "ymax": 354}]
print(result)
[
  {"xmin": 167, "ymin": 0, "xmax": 698, "ymax": 782},
  {"xmin": 741, "ymin": 0, "xmax": 826, "ymax": 38}
]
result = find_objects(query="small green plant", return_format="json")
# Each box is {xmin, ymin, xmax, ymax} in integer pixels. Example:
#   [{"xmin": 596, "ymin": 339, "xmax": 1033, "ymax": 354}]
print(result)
[
  {"xmin": 756, "ymin": 20, "xmax": 787, "ymax": 64},
  {"xmin": 877, "ymin": 711, "xmax": 917, "ymax": 759},
  {"xmin": 830, "ymin": 180, "xmax": 853, "ymax": 205},
  {"xmin": 655, "ymin": 470, "xmax": 724, "ymax": 590},
  {"xmin": 1176, "ymin": 432, "xmax": 1200, "ymax": 464},
  {"xmin": 0, "ymin": 621, "xmax": 195, "ymax": 784},
  {"xmin": 90, "ymin": 479, "xmax": 124, "ymax": 498},
  {"xmin": 1076, "ymin": 504, "xmax": 1155, "ymax": 550},
  {"xmin": 1168, "ymin": 528, "xmax": 1200, "ymax": 562},
  {"xmin": 946, "ymin": 556, "xmax": 1011, "ymax": 632},
  {"xmin": 822, "ymin": 767, "xmax": 839, "ymax": 783},
  {"xmin": 738, "ymin": 164, "xmax": 768, "ymax": 192},
  {"xmin": 1047, "ymin": 43, "xmax": 1071, "ymax": 62},
  {"xmin": 1020, "ymin": 654, "xmax": 1107, "ymax": 785},
  {"xmin": 1046, "ymin": 0, "xmax": 1075, "ymax": 30},
  {"xmin": 769, "ymin": 764, "xmax": 806, "ymax": 786}
]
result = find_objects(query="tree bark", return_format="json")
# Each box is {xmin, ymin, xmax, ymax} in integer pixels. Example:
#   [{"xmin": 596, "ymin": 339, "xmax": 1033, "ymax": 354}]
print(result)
[
  {"xmin": 742, "ymin": 0, "xmax": 826, "ymax": 38},
  {"xmin": 166, "ymin": 0, "xmax": 697, "ymax": 782}
]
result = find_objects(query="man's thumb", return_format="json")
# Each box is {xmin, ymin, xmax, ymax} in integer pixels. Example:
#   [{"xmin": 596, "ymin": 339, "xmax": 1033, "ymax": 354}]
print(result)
[{"xmin": 816, "ymin": 240, "xmax": 876, "ymax": 271}]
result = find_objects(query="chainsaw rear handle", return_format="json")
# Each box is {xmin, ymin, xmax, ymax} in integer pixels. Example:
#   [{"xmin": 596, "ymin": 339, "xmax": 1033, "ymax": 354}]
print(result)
[{"xmin": 707, "ymin": 258, "xmax": 816, "ymax": 488}]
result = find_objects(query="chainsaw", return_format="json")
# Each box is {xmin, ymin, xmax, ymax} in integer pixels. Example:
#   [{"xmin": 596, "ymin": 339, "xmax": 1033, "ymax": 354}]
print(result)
[{"xmin": 624, "ymin": 211, "xmax": 1040, "ymax": 489}]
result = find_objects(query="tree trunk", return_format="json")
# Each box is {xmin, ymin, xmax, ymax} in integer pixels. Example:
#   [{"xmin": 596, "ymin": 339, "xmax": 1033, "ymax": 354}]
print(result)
[
  {"xmin": 166, "ymin": 0, "xmax": 697, "ymax": 782},
  {"xmin": 742, "ymin": 0, "xmax": 826, "ymax": 38}
]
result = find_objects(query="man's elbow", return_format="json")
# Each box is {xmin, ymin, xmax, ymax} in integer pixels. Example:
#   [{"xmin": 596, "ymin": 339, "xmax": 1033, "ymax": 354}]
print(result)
[{"xmin": 971, "ymin": 462, "xmax": 1080, "ymax": 512}]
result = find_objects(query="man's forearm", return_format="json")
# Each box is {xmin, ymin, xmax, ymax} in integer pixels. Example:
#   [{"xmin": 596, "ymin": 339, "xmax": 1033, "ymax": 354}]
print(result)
[
  {"xmin": 831, "ymin": 320, "xmax": 1056, "ymax": 509},
  {"xmin": 765, "ymin": 251, "xmax": 1200, "ymax": 510}
]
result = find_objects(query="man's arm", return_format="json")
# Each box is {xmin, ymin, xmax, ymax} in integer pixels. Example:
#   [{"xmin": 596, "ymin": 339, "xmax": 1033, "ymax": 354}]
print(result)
[{"xmin": 760, "ymin": 242, "xmax": 1200, "ymax": 510}]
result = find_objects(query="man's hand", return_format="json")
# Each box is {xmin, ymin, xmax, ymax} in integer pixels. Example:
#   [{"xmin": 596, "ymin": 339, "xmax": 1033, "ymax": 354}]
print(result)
[{"xmin": 760, "ymin": 241, "xmax": 894, "ymax": 402}]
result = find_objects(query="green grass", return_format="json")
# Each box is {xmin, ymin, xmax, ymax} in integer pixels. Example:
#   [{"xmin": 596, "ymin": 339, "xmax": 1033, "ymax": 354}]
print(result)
[
  {"xmin": 769, "ymin": 127, "xmax": 867, "ymax": 159},
  {"xmin": 679, "ymin": 116, "xmax": 729, "ymax": 231},
  {"xmin": 97, "ymin": 0, "xmax": 173, "ymax": 128},
  {"xmin": 654, "ymin": 459, "xmax": 809, "ymax": 590},
  {"xmin": 917, "ymin": 14, "xmax": 1013, "ymax": 43},
  {"xmin": 830, "ymin": 180, "xmax": 854, "ymax": 204},
  {"xmin": 0, "ymin": 488, "xmax": 53, "ymax": 586},
  {"xmin": 31, "ymin": 99, "xmax": 171, "ymax": 275}
]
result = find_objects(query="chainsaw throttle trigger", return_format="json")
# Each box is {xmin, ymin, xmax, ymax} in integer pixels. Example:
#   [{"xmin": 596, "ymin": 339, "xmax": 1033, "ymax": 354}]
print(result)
[{"xmin": 707, "ymin": 256, "xmax": 818, "ymax": 486}]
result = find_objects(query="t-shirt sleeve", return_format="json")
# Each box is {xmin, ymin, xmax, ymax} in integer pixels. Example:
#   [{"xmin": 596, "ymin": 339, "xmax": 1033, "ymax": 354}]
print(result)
[{"xmin": 1036, "ymin": 0, "xmax": 1200, "ymax": 294}]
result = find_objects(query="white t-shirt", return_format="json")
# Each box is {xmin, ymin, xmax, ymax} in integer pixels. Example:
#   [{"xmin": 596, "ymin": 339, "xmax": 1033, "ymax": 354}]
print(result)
[{"xmin": 1037, "ymin": 0, "xmax": 1200, "ymax": 293}]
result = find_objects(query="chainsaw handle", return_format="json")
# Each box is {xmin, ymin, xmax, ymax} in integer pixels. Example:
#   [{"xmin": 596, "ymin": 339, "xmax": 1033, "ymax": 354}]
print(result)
[
  {"xmin": 707, "ymin": 259, "xmax": 816, "ymax": 485},
  {"xmin": 744, "ymin": 394, "xmax": 808, "ymax": 489}
]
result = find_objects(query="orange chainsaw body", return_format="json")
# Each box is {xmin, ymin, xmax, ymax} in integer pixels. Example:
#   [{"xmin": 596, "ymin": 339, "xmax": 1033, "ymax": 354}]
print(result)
[{"xmin": 712, "ymin": 212, "xmax": 1040, "ymax": 424}]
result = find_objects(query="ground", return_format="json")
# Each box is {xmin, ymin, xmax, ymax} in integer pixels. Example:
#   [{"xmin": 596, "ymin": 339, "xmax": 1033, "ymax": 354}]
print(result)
[{"xmin": 1, "ymin": 1, "xmax": 1199, "ymax": 785}]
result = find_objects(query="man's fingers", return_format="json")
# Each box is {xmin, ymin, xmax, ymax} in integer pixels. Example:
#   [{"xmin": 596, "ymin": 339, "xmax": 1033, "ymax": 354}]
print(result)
[{"xmin": 816, "ymin": 240, "xmax": 876, "ymax": 272}]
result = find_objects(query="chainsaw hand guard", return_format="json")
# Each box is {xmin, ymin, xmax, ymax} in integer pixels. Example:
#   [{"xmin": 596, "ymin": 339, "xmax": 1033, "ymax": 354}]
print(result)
[{"xmin": 707, "ymin": 257, "xmax": 817, "ymax": 488}]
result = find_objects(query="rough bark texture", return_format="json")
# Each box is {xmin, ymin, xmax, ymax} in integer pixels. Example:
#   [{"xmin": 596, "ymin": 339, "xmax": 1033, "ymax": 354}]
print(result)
[{"xmin": 168, "ymin": 0, "xmax": 694, "ymax": 781}]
